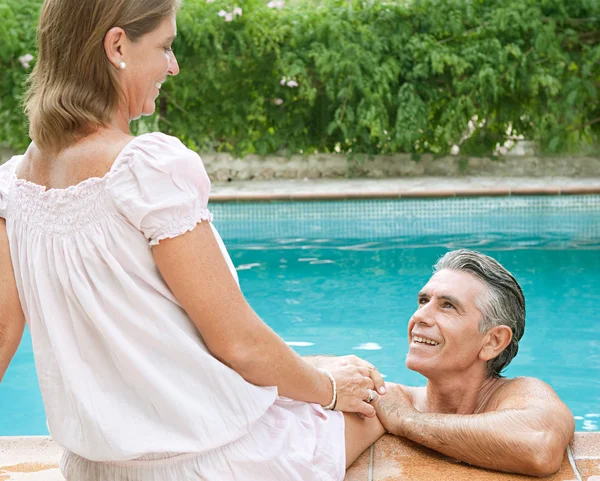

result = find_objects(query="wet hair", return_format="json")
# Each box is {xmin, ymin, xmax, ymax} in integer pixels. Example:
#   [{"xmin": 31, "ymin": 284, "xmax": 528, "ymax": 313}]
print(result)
[
  {"xmin": 433, "ymin": 249, "xmax": 525, "ymax": 377},
  {"xmin": 25, "ymin": 0, "xmax": 181, "ymax": 152}
]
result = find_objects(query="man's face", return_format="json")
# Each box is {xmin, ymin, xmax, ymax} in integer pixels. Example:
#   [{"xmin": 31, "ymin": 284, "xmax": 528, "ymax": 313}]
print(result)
[{"xmin": 406, "ymin": 269, "xmax": 489, "ymax": 378}]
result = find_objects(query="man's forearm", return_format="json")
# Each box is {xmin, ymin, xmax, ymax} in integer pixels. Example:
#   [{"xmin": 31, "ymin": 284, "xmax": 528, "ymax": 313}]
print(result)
[{"xmin": 384, "ymin": 408, "xmax": 562, "ymax": 476}]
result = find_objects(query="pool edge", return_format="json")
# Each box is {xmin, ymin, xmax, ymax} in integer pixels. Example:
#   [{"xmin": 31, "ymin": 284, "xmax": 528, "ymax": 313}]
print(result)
[
  {"xmin": 209, "ymin": 185, "xmax": 600, "ymax": 202},
  {"xmin": 1, "ymin": 433, "xmax": 598, "ymax": 481}
]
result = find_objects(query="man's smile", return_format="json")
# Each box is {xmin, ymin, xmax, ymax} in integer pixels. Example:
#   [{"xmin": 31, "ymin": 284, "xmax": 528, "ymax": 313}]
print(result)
[{"xmin": 411, "ymin": 334, "xmax": 441, "ymax": 346}]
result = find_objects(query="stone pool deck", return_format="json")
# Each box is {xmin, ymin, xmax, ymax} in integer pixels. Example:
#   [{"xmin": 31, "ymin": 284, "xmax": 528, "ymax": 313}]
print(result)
[
  {"xmin": 209, "ymin": 176, "xmax": 600, "ymax": 201},
  {"xmin": 1, "ymin": 433, "xmax": 599, "ymax": 480}
]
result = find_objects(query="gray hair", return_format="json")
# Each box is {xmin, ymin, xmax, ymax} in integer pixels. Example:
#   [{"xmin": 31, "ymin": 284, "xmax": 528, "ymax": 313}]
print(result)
[{"xmin": 433, "ymin": 249, "xmax": 525, "ymax": 377}]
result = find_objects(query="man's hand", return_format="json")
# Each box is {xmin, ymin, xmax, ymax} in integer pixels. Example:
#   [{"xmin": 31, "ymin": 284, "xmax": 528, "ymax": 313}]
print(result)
[{"xmin": 373, "ymin": 383, "xmax": 415, "ymax": 436}]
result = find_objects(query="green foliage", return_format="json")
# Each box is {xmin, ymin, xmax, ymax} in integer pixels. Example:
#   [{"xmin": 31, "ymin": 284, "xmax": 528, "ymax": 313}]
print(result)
[
  {"xmin": 1, "ymin": 0, "xmax": 599, "ymax": 157},
  {"xmin": 0, "ymin": 0, "xmax": 39, "ymax": 152}
]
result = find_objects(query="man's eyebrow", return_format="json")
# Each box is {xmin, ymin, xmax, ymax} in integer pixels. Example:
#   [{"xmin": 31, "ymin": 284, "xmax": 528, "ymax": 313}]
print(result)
[
  {"xmin": 417, "ymin": 291, "xmax": 464, "ymax": 310},
  {"xmin": 439, "ymin": 294, "xmax": 464, "ymax": 310}
]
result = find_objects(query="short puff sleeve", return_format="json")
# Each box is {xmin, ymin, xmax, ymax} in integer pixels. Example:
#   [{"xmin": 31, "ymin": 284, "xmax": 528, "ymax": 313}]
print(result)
[
  {"xmin": 0, "ymin": 156, "xmax": 19, "ymax": 219},
  {"xmin": 107, "ymin": 133, "xmax": 213, "ymax": 246}
]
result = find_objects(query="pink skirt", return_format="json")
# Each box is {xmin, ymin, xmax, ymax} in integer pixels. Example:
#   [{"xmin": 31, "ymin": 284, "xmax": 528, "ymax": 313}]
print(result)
[{"xmin": 60, "ymin": 397, "xmax": 346, "ymax": 481}]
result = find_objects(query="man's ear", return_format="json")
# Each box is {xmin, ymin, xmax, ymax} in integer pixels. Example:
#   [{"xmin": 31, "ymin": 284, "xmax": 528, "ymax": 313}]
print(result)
[
  {"xmin": 104, "ymin": 27, "xmax": 128, "ymax": 70},
  {"xmin": 479, "ymin": 325, "xmax": 512, "ymax": 362}
]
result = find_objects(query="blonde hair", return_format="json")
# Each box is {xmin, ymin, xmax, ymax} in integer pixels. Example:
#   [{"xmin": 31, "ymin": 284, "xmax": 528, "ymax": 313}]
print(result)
[{"xmin": 25, "ymin": 0, "xmax": 180, "ymax": 153}]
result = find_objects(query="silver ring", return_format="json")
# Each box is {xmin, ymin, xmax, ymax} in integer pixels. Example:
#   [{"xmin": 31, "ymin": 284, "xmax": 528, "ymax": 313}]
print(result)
[{"xmin": 366, "ymin": 389, "xmax": 376, "ymax": 403}]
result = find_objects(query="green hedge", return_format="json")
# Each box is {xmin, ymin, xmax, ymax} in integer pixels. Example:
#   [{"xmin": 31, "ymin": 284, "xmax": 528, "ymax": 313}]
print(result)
[
  {"xmin": 0, "ymin": 0, "xmax": 39, "ymax": 153},
  {"xmin": 1, "ymin": 0, "xmax": 599, "ymax": 156}
]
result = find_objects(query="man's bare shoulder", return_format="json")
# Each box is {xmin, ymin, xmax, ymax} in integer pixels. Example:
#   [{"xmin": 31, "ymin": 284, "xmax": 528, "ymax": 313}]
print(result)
[
  {"xmin": 486, "ymin": 376, "xmax": 565, "ymax": 411},
  {"xmin": 392, "ymin": 383, "xmax": 426, "ymax": 410}
]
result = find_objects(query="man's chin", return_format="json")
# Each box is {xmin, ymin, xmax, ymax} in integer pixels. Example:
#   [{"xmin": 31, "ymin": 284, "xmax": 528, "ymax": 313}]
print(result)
[{"xmin": 405, "ymin": 356, "xmax": 432, "ymax": 377}]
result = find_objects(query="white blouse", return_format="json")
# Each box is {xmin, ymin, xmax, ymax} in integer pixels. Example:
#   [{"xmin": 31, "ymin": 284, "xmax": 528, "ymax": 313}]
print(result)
[{"xmin": 0, "ymin": 132, "xmax": 277, "ymax": 462}]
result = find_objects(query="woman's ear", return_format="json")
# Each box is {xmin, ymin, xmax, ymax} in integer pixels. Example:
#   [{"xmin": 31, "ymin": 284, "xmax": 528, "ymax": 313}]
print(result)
[
  {"xmin": 104, "ymin": 27, "xmax": 127, "ymax": 70},
  {"xmin": 479, "ymin": 326, "xmax": 512, "ymax": 363}
]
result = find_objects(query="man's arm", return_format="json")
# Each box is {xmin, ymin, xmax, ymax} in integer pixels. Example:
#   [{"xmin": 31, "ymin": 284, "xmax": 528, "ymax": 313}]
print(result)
[{"xmin": 375, "ymin": 378, "xmax": 574, "ymax": 477}]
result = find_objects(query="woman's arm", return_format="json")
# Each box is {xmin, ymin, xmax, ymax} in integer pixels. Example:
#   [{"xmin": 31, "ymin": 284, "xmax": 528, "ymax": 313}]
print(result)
[
  {"xmin": 153, "ymin": 222, "xmax": 382, "ymax": 416},
  {"xmin": 0, "ymin": 219, "xmax": 26, "ymax": 382}
]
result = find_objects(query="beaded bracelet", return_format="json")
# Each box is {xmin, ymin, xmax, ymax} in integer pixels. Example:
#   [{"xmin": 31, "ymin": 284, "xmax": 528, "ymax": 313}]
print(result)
[{"xmin": 318, "ymin": 368, "xmax": 337, "ymax": 410}]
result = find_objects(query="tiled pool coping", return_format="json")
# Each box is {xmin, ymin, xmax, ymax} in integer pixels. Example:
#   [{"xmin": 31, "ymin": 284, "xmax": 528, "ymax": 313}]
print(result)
[
  {"xmin": 209, "ymin": 177, "xmax": 600, "ymax": 202},
  {"xmin": 1, "ymin": 433, "xmax": 598, "ymax": 480},
  {"xmin": 347, "ymin": 433, "xmax": 600, "ymax": 481}
]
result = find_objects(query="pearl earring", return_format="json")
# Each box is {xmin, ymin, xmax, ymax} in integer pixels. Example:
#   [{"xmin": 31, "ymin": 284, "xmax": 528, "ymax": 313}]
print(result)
[{"xmin": 119, "ymin": 61, "xmax": 126, "ymax": 70}]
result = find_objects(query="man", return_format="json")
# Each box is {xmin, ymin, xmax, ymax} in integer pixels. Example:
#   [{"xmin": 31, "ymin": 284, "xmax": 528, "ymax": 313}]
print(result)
[
  {"xmin": 373, "ymin": 249, "xmax": 574, "ymax": 476},
  {"xmin": 308, "ymin": 249, "xmax": 573, "ymax": 475}
]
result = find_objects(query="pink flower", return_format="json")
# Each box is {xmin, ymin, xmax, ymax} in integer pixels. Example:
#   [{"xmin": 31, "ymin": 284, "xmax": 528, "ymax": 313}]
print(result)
[
  {"xmin": 206, "ymin": 0, "xmax": 215, "ymax": 3},
  {"xmin": 274, "ymin": 98, "xmax": 284, "ymax": 105},
  {"xmin": 286, "ymin": 80, "xmax": 298, "ymax": 88},
  {"xmin": 18, "ymin": 53, "xmax": 34, "ymax": 69},
  {"xmin": 280, "ymin": 77, "xmax": 287, "ymax": 86},
  {"xmin": 224, "ymin": 12, "xmax": 233, "ymax": 21},
  {"xmin": 218, "ymin": 9, "xmax": 227, "ymax": 16},
  {"xmin": 233, "ymin": 6, "xmax": 242, "ymax": 16},
  {"xmin": 268, "ymin": 0, "xmax": 284, "ymax": 8}
]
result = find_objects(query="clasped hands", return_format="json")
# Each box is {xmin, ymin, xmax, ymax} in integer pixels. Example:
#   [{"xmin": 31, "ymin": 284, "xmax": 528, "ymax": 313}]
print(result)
[{"xmin": 313, "ymin": 355, "xmax": 388, "ymax": 418}]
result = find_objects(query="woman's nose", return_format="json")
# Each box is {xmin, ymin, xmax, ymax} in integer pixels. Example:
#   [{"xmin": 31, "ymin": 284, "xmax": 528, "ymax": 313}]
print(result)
[{"xmin": 168, "ymin": 51, "xmax": 179, "ymax": 76}]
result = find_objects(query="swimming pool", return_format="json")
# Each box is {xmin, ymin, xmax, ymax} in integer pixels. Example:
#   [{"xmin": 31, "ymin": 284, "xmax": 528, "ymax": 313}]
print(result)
[{"xmin": 1, "ymin": 196, "xmax": 599, "ymax": 434}]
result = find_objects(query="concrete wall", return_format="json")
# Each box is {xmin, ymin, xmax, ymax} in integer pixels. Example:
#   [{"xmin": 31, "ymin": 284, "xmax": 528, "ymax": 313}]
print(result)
[
  {"xmin": 201, "ymin": 152, "xmax": 600, "ymax": 181},
  {"xmin": 3, "ymin": 144, "xmax": 599, "ymax": 179}
]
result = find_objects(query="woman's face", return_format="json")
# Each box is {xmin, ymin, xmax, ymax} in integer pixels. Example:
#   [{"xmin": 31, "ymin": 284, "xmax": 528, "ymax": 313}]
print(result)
[{"xmin": 120, "ymin": 15, "xmax": 179, "ymax": 120}]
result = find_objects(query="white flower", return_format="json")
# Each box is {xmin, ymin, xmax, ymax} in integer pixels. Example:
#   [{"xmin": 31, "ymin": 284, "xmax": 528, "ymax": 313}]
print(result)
[
  {"xmin": 233, "ymin": 6, "xmax": 242, "ymax": 16},
  {"xmin": 280, "ymin": 77, "xmax": 287, "ymax": 86},
  {"xmin": 218, "ymin": 9, "xmax": 227, "ymax": 16},
  {"xmin": 206, "ymin": 0, "xmax": 215, "ymax": 3},
  {"xmin": 18, "ymin": 53, "xmax": 34, "ymax": 69},
  {"xmin": 286, "ymin": 80, "xmax": 298, "ymax": 88},
  {"xmin": 224, "ymin": 12, "xmax": 233, "ymax": 21},
  {"xmin": 268, "ymin": 0, "xmax": 284, "ymax": 8},
  {"xmin": 274, "ymin": 98, "xmax": 284, "ymax": 105}
]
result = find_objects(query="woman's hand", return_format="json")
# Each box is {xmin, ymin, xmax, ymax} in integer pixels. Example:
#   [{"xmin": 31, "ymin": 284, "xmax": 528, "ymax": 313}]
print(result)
[
  {"xmin": 323, "ymin": 356, "xmax": 386, "ymax": 418},
  {"xmin": 313, "ymin": 355, "xmax": 386, "ymax": 393}
]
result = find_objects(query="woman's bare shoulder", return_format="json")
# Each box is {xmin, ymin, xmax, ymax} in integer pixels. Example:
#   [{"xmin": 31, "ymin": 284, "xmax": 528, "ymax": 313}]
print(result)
[{"xmin": 18, "ymin": 129, "xmax": 134, "ymax": 188}]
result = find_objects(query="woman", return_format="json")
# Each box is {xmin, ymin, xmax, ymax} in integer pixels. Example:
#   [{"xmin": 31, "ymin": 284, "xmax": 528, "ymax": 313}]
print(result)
[{"xmin": 0, "ymin": 0, "xmax": 386, "ymax": 479}]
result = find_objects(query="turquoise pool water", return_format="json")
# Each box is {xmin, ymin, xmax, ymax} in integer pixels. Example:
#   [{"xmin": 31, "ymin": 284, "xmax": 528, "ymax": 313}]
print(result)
[{"xmin": 1, "ymin": 197, "xmax": 599, "ymax": 434}]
